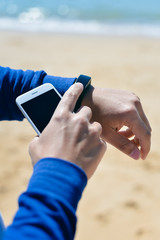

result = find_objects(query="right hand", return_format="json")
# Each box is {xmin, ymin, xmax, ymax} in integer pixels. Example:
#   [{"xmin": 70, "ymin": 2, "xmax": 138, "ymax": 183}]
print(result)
[{"xmin": 29, "ymin": 83, "xmax": 106, "ymax": 179}]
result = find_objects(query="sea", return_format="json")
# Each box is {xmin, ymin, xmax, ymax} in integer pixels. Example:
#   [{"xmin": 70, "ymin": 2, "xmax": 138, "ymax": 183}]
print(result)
[{"xmin": 0, "ymin": 0, "xmax": 160, "ymax": 38}]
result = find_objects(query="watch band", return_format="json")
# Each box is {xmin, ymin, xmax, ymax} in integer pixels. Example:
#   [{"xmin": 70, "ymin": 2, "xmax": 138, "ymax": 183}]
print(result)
[{"xmin": 74, "ymin": 75, "xmax": 91, "ymax": 112}]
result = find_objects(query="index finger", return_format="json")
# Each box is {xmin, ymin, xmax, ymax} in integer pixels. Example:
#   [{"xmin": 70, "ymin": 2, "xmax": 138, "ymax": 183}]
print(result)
[
  {"xmin": 55, "ymin": 83, "xmax": 84, "ymax": 113},
  {"xmin": 127, "ymin": 116, "xmax": 151, "ymax": 160},
  {"xmin": 134, "ymin": 118, "xmax": 151, "ymax": 160}
]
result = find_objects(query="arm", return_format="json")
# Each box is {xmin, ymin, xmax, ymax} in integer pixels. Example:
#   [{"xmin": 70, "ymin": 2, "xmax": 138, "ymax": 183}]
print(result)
[
  {"xmin": 0, "ymin": 213, "xmax": 5, "ymax": 240},
  {"xmin": 0, "ymin": 66, "xmax": 151, "ymax": 159},
  {"xmin": 0, "ymin": 66, "xmax": 75, "ymax": 121},
  {"xmin": 3, "ymin": 84, "xmax": 106, "ymax": 240},
  {"xmin": 3, "ymin": 158, "xmax": 87, "ymax": 240}
]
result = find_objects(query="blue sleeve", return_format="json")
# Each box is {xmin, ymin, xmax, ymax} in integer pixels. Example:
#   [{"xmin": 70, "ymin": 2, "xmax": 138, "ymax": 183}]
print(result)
[
  {"xmin": 0, "ymin": 66, "xmax": 76, "ymax": 121},
  {"xmin": 0, "ymin": 213, "xmax": 5, "ymax": 240},
  {"xmin": 3, "ymin": 158, "xmax": 87, "ymax": 240}
]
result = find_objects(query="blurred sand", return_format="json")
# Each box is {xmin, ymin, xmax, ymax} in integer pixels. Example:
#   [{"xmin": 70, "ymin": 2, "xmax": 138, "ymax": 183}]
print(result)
[{"xmin": 0, "ymin": 31, "xmax": 160, "ymax": 240}]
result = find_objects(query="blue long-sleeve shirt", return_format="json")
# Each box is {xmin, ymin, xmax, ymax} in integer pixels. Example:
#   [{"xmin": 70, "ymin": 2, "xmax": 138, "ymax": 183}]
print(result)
[
  {"xmin": 0, "ymin": 66, "xmax": 76, "ymax": 121},
  {"xmin": 0, "ymin": 66, "xmax": 88, "ymax": 240}
]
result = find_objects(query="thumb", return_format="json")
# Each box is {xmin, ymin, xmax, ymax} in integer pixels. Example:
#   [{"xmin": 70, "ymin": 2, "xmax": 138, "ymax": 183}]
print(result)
[{"xmin": 105, "ymin": 129, "xmax": 140, "ymax": 160}]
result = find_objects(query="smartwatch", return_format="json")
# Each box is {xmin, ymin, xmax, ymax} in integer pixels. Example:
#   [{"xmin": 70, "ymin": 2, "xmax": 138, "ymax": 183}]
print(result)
[{"xmin": 74, "ymin": 75, "xmax": 91, "ymax": 112}]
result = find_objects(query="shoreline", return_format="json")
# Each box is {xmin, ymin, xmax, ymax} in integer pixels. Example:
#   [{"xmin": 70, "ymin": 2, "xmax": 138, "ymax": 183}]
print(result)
[{"xmin": 1, "ymin": 17, "xmax": 160, "ymax": 39}]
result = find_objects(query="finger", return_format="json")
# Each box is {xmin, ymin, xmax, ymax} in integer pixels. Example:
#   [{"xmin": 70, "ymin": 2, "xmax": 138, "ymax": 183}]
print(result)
[
  {"xmin": 77, "ymin": 106, "xmax": 92, "ymax": 122},
  {"xmin": 130, "ymin": 137, "xmax": 140, "ymax": 147},
  {"xmin": 119, "ymin": 128, "xmax": 141, "ymax": 148},
  {"xmin": 134, "ymin": 136, "xmax": 140, "ymax": 146},
  {"xmin": 90, "ymin": 121, "xmax": 103, "ymax": 137},
  {"xmin": 55, "ymin": 83, "xmax": 84, "ymax": 114},
  {"xmin": 130, "ymin": 117, "xmax": 151, "ymax": 160},
  {"xmin": 106, "ymin": 128, "xmax": 141, "ymax": 160},
  {"xmin": 136, "ymin": 101, "xmax": 152, "ymax": 132},
  {"xmin": 119, "ymin": 128, "xmax": 134, "ymax": 138},
  {"xmin": 129, "ymin": 94, "xmax": 151, "ymax": 158}
]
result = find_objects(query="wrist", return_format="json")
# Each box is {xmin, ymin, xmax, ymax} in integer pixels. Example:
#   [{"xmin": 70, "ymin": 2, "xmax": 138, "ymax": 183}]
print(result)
[{"xmin": 81, "ymin": 86, "xmax": 105, "ymax": 125}]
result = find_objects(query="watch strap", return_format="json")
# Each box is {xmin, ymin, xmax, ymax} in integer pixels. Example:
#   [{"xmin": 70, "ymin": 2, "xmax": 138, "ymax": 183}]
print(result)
[{"xmin": 74, "ymin": 75, "xmax": 91, "ymax": 112}]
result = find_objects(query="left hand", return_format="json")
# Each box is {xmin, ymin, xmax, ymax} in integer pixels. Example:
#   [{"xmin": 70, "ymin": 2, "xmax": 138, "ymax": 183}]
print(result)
[{"xmin": 82, "ymin": 86, "xmax": 151, "ymax": 160}]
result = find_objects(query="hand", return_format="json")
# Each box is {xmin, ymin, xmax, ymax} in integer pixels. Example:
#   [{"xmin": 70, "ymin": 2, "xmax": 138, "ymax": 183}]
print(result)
[
  {"xmin": 82, "ymin": 86, "xmax": 151, "ymax": 160},
  {"xmin": 29, "ymin": 83, "xmax": 106, "ymax": 179}
]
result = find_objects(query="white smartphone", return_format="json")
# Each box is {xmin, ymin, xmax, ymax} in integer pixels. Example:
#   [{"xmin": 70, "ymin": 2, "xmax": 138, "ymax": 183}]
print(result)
[{"xmin": 16, "ymin": 83, "xmax": 62, "ymax": 136}]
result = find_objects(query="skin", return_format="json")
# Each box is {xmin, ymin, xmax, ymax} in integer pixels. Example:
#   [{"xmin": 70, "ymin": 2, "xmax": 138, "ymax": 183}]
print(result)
[
  {"xmin": 29, "ymin": 83, "xmax": 106, "ymax": 179},
  {"xmin": 82, "ymin": 86, "xmax": 151, "ymax": 160}
]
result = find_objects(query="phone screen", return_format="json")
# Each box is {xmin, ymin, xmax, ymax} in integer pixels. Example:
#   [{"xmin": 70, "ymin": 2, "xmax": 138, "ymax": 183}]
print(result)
[{"xmin": 22, "ymin": 89, "xmax": 61, "ymax": 133}]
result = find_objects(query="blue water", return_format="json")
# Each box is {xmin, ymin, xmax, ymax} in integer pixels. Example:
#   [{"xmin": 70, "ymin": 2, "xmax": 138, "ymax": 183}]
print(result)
[{"xmin": 0, "ymin": 0, "xmax": 160, "ymax": 37}]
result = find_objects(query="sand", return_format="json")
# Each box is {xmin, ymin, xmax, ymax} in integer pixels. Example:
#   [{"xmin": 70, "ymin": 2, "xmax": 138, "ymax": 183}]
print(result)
[{"xmin": 0, "ymin": 31, "xmax": 160, "ymax": 240}]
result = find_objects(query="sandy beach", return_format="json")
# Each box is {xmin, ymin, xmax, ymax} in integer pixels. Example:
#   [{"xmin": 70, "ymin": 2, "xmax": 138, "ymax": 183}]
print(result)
[{"xmin": 0, "ymin": 31, "xmax": 160, "ymax": 240}]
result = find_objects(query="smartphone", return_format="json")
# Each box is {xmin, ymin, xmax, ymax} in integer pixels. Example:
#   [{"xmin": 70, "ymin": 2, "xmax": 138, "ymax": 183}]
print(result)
[{"xmin": 16, "ymin": 83, "xmax": 62, "ymax": 136}]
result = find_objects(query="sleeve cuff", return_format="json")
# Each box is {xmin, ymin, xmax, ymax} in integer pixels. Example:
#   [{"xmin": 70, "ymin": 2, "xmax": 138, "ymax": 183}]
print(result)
[{"xmin": 43, "ymin": 75, "xmax": 76, "ymax": 96}]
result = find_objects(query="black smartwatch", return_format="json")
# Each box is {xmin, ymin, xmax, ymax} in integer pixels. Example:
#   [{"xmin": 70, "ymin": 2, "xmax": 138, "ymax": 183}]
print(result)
[{"xmin": 74, "ymin": 75, "xmax": 91, "ymax": 112}]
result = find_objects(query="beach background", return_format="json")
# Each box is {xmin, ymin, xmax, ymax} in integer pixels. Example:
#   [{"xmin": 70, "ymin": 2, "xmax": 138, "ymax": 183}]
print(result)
[{"xmin": 0, "ymin": 1, "xmax": 160, "ymax": 239}]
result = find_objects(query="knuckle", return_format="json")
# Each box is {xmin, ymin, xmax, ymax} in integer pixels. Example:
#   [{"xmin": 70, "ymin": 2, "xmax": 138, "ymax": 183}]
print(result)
[
  {"xmin": 131, "ymin": 93, "xmax": 141, "ymax": 104},
  {"xmin": 84, "ymin": 106, "xmax": 93, "ymax": 118},
  {"xmin": 84, "ymin": 106, "xmax": 92, "ymax": 113},
  {"xmin": 79, "ymin": 117, "xmax": 88, "ymax": 127},
  {"xmin": 90, "ymin": 123, "xmax": 102, "ymax": 138},
  {"xmin": 90, "ymin": 129, "xmax": 97, "ymax": 138},
  {"xmin": 54, "ymin": 108, "xmax": 69, "ymax": 120},
  {"xmin": 95, "ymin": 126, "xmax": 102, "ymax": 137},
  {"xmin": 118, "ymin": 101, "xmax": 136, "ymax": 116},
  {"xmin": 75, "ymin": 115, "xmax": 88, "ymax": 127},
  {"xmin": 67, "ymin": 90, "xmax": 77, "ymax": 100},
  {"xmin": 97, "ymin": 122, "xmax": 103, "ymax": 132},
  {"xmin": 122, "ymin": 93, "xmax": 141, "ymax": 115},
  {"xmin": 123, "ymin": 105, "xmax": 136, "ymax": 118}
]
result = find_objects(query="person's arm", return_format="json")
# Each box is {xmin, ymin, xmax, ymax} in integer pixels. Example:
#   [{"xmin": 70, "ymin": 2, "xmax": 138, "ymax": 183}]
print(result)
[
  {"xmin": 2, "ymin": 84, "xmax": 106, "ymax": 240},
  {"xmin": 3, "ymin": 158, "xmax": 87, "ymax": 240},
  {"xmin": 0, "ymin": 66, "xmax": 76, "ymax": 121},
  {"xmin": 0, "ymin": 213, "xmax": 5, "ymax": 240},
  {"xmin": 0, "ymin": 66, "xmax": 151, "ymax": 160}
]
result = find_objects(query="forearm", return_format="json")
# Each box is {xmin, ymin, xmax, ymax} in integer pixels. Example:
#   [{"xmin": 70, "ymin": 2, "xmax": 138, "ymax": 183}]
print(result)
[
  {"xmin": 0, "ymin": 66, "xmax": 76, "ymax": 121},
  {"xmin": 81, "ymin": 85, "xmax": 99, "ymax": 122},
  {"xmin": 3, "ymin": 158, "xmax": 87, "ymax": 240}
]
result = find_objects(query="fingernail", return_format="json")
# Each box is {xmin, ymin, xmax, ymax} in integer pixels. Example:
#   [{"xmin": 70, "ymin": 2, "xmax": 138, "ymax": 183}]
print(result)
[{"xmin": 130, "ymin": 149, "xmax": 140, "ymax": 160}]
